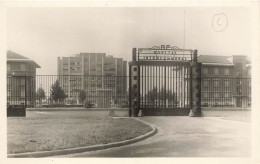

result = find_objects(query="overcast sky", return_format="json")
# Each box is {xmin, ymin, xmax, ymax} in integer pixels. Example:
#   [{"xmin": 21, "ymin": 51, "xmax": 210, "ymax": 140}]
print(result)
[{"xmin": 7, "ymin": 7, "xmax": 252, "ymax": 75}]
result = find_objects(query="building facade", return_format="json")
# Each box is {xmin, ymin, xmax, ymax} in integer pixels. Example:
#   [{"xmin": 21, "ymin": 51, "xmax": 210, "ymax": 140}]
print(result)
[
  {"xmin": 57, "ymin": 53, "xmax": 127, "ymax": 107},
  {"xmin": 199, "ymin": 55, "xmax": 251, "ymax": 108},
  {"xmin": 7, "ymin": 51, "xmax": 41, "ymax": 107}
]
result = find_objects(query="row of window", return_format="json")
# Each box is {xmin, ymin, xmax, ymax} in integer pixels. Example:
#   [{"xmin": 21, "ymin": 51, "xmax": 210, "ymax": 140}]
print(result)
[
  {"xmin": 203, "ymin": 80, "xmax": 231, "ymax": 87},
  {"xmin": 202, "ymin": 91, "xmax": 231, "ymax": 98},
  {"xmin": 202, "ymin": 67, "xmax": 230, "ymax": 75},
  {"xmin": 70, "ymin": 67, "xmax": 82, "ymax": 71},
  {"xmin": 202, "ymin": 80, "xmax": 251, "ymax": 87},
  {"xmin": 7, "ymin": 63, "xmax": 35, "ymax": 72}
]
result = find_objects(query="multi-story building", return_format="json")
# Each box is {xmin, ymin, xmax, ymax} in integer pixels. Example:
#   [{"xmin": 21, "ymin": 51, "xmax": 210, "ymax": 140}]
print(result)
[
  {"xmin": 57, "ymin": 53, "xmax": 127, "ymax": 107},
  {"xmin": 7, "ymin": 51, "xmax": 41, "ymax": 107},
  {"xmin": 199, "ymin": 55, "xmax": 251, "ymax": 108}
]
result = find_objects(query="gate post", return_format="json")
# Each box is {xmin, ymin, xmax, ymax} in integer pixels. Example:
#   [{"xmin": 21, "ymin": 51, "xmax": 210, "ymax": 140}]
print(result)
[
  {"xmin": 189, "ymin": 50, "xmax": 202, "ymax": 117},
  {"xmin": 128, "ymin": 48, "xmax": 140, "ymax": 117}
]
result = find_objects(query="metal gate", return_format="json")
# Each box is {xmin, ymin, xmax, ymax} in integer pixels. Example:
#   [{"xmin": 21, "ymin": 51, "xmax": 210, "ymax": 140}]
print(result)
[
  {"xmin": 129, "ymin": 45, "xmax": 200, "ymax": 116},
  {"xmin": 139, "ymin": 63, "xmax": 190, "ymax": 115}
]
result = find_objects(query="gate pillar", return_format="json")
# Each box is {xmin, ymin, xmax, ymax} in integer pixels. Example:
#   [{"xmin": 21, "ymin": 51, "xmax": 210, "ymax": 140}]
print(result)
[
  {"xmin": 129, "ymin": 48, "xmax": 140, "ymax": 117},
  {"xmin": 190, "ymin": 50, "xmax": 202, "ymax": 117}
]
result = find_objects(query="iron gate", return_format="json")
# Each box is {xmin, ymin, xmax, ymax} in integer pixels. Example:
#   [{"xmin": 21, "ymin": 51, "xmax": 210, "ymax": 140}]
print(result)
[
  {"xmin": 129, "ymin": 45, "xmax": 201, "ymax": 116},
  {"xmin": 139, "ymin": 63, "xmax": 191, "ymax": 115}
]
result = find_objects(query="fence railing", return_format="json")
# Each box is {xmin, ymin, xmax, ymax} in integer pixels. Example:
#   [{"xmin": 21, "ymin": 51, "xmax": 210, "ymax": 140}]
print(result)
[
  {"xmin": 7, "ymin": 75, "xmax": 251, "ymax": 109},
  {"xmin": 201, "ymin": 77, "xmax": 251, "ymax": 108},
  {"xmin": 7, "ymin": 75, "xmax": 129, "ymax": 108}
]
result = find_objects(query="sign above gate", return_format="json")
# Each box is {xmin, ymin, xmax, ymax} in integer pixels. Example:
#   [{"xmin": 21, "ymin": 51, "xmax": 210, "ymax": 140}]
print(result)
[{"xmin": 136, "ymin": 45, "xmax": 194, "ymax": 62}]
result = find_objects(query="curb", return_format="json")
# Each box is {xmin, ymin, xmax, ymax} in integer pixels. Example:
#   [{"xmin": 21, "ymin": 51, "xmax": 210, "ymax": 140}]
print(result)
[{"xmin": 7, "ymin": 117, "xmax": 157, "ymax": 158}]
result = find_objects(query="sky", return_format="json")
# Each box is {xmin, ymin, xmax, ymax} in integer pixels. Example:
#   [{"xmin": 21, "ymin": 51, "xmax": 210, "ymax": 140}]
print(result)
[{"xmin": 7, "ymin": 7, "xmax": 252, "ymax": 75}]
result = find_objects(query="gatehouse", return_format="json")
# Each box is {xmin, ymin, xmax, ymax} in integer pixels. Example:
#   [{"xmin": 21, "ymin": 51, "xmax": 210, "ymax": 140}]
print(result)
[{"xmin": 129, "ymin": 45, "xmax": 202, "ymax": 116}]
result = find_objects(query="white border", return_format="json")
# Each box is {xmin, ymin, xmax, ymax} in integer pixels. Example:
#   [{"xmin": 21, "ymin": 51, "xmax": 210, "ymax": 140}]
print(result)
[{"xmin": 0, "ymin": 1, "xmax": 259, "ymax": 164}]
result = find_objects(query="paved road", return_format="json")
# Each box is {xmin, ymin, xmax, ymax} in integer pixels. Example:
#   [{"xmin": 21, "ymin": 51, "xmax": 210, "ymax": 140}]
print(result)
[{"xmin": 54, "ymin": 116, "xmax": 251, "ymax": 157}]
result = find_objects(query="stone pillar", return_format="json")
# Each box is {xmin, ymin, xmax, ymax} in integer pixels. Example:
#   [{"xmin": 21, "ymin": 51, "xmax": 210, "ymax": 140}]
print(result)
[
  {"xmin": 128, "ymin": 48, "xmax": 140, "ymax": 117},
  {"xmin": 130, "ymin": 65, "xmax": 139, "ymax": 117},
  {"xmin": 189, "ymin": 50, "xmax": 202, "ymax": 117}
]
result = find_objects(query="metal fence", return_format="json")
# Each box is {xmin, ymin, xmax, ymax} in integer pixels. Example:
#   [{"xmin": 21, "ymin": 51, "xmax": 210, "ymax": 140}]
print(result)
[
  {"xmin": 7, "ymin": 75, "xmax": 128, "ymax": 108},
  {"xmin": 201, "ymin": 77, "xmax": 251, "ymax": 108},
  {"xmin": 7, "ymin": 75, "xmax": 251, "ymax": 109}
]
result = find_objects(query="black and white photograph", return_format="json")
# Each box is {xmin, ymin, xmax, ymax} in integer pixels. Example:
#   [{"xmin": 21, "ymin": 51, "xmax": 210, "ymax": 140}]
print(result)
[{"xmin": 0, "ymin": 1, "xmax": 260, "ymax": 163}]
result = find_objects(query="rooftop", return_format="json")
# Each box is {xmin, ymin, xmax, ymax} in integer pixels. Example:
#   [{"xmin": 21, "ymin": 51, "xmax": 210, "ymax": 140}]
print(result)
[
  {"xmin": 7, "ymin": 50, "xmax": 41, "ymax": 68},
  {"xmin": 198, "ymin": 55, "xmax": 233, "ymax": 65},
  {"xmin": 7, "ymin": 51, "xmax": 29, "ymax": 59}
]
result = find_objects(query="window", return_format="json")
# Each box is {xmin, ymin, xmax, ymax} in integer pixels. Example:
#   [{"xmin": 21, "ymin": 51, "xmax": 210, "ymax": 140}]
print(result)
[
  {"xmin": 12, "ymin": 64, "xmax": 19, "ymax": 70},
  {"xmin": 203, "ymin": 92, "xmax": 210, "ymax": 98},
  {"xmin": 7, "ymin": 77, "xmax": 11, "ymax": 85},
  {"xmin": 21, "ymin": 90, "xmax": 25, "ymax": 97},
  {"xmin": 203, "ymin": 80, "xmax": 210, "ymax": 88},
  {"xmin": 20, "ymin": 78, "xmax": 25, "ymax": 85},
  {"xmin": 224, "ymin": 80, "xmax": 230, "ymax": 87},
  {"xmin": 203, "ymin": 67, "xmax": 209, "ymax": 74},
  {"xmin": 7, "ymin": 64, "xmax": 11, "ymax": 72},
  {"xmin": 237, "ymin": 72, "xmax": 242, "ymax": 77},
  {"xmin": 224, "ymin": 68, "xmax": 230, "ymax": 75},
  {"xmin": 236, "ymin": 79, "xmax": 242, "ymax": 85},
  {"xmin": 7, "ymin": 90, "xmax": 11, "ymax": 97},
  {"xmin": 248, "ymin": 69, "xmax": 251, "ymax": 76},
  {"xmin": 213, "ymin": 67, "xmax": 219, "ymax": 75},
  {"xmin": 213, "ymin": 92, "xmax": 220, "ymax": 98},
  {"xmin": 7, "ymin": 84, "xmax": 11, "ymax": 90},
  {"xmin": 213, "ymin": 80, "xmax": 220, "ymax": 87},
  {"xmin": 224, "ymin": 92, "xmax": 230, "ymax": 98},
  {"xmin": 235, "ymin": 61, "xmax": 243, "ymax": 68},
  {"xmin": 20, "ymin": 64, "xmax": 26, "ymax": 71},
  {"xmin": 108, "ymin": 68, "xmax": 115, "ymax": 71},
  {"xmin": 236, "ymin": 86, "xmax": 242, "ymax": 95}
]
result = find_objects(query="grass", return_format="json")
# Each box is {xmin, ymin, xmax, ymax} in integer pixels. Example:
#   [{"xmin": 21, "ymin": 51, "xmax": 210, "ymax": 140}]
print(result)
[{"xmin": 7, "ymin": 114, "xmax": 152, "ymax": 154}]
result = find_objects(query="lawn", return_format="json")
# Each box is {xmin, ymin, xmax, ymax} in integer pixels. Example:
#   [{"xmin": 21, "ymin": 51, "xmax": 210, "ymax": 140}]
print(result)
[{"xmin": 7, "ymin": 113, "xmax": 152, "ymax": 154}]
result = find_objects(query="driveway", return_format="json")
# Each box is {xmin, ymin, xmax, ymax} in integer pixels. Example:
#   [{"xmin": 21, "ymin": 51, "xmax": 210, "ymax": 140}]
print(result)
[{"xmin": 53, "ymin": 116, "xmax": 251, "ymax": 157}]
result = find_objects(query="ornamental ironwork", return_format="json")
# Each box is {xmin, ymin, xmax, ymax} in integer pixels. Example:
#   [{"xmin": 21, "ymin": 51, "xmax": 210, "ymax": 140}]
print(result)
[{"xmin": 135, "ymin": 45, "xmax": 194, "ymax": 61}]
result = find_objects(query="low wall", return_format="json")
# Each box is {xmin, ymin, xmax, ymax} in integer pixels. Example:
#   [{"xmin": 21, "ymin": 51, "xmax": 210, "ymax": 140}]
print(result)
[
  {"xmin": 26, "ymin": 108, "xmax": 129, "ymax": 118},
  {"xmin": 26, "ymin": 107, "xmax": 251, "ymax": 120},
  {"xmin": 8, "ymin": 106, "xmax": 26, "ymax": 117}
]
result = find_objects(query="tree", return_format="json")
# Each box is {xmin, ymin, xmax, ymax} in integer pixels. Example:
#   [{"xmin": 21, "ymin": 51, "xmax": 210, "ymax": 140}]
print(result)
[
  {"xmin": 145, "ymin": 87, "xmax": 176, "ymax": 105},
  {"xmin": 67, "ymin": 98, "xmax": 77, "ymax": 105},
  {"xmin": 158, "ymin": 87, "xmax": 175, "ymax": 100},
  {"xmin": 36, "ymin": 87, "xmax": 46, "ymax": 106},
  {"xmin": 78, "ymin": 90, "xmax": 87, "ymax": 105},
  {"xmin": 146, "ymin": 87, "xmax": 158, "ymax": 104},
  {"xmin": 50, "ymin": 80, "xmax": 67, "ymax": 103}
]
